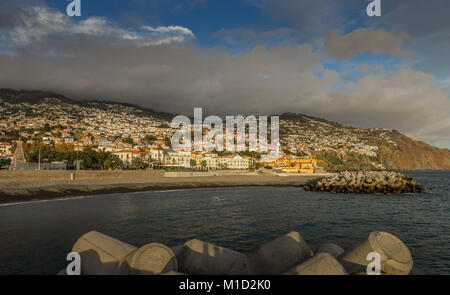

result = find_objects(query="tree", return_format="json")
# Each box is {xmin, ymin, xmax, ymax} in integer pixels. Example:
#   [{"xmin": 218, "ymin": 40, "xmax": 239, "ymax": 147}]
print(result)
[
  {"xmin": 143, "ymin": 134, "xmax": 157, "ymax": 145},
  {"xmin": 55, "ymin": 143, "xmax": 74, "ymax": 153},
  {"xmin": 123, "ymin": 136, "xmax": 134, "ymax": 145},
  {"xmin": 94, "ymin": 151, "xmax": 111, "ymax": 169},
  {"xmin": 164, "ymin": 136, "xmax": 171, "ymax": 148},
  {"xmin": 131, "ymin": 157, "xmax": 148, "ymax": 170},
  {"xmin": 104, "ymin": 154, "xmax": 123, "ymax": 170},
  {"xmin": 0, "ymin": 158, "xmax": 11, "ymax": 168},
  {"xmin": 42, "ymin": 123, "xmax": 52, "ymax": 132},
  {"xmin": 79, "ymin": 147, "xmax": 99, "ymax": 169},
  {"xmin": 158, "ymin": 123, "xmax": 170, "ymax": 128}
]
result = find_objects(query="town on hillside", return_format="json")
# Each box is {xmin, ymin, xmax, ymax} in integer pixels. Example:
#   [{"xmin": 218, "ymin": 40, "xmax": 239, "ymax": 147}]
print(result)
[{"xmin": 0, "ymin": 94, "xmax": 397, "ymax": 172}]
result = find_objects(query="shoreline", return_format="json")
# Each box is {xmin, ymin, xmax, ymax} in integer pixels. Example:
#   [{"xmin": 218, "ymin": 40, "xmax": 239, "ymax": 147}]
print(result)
[{"xmin": 0, "ymin": 173, "xmax": 326, "ymax": 204}]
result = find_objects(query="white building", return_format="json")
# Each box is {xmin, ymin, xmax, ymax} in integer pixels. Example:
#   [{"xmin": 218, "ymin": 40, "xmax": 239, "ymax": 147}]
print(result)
[
  {"xmin": 111, "ymin": 149, "xmax": 148, "ymax": 168},
  {"xmin": 216, "ymin": 155, "xmax": 251, "ymax": 170},
  {"xmin": 165, "ymin": 150, "xmax": 192, "ymax": 168},
  {"xmin": 0, "ymin": 143, "xmax": 11, "ymax": 157}
]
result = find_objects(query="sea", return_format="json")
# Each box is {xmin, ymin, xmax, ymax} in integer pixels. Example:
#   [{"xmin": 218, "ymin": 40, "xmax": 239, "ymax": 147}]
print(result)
[{"xmin": 0, "ymin": 170, "xmax": 448, "ymax": 274}]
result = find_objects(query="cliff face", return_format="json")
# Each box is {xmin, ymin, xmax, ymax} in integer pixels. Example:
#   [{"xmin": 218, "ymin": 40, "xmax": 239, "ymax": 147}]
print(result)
[
  {"xmin": 375, "ymin": 132, "xmax": 450, "ymax": 170},
  {"xmin": 302, "ymin": 127, "xmax": 450, "ymax": 171}
]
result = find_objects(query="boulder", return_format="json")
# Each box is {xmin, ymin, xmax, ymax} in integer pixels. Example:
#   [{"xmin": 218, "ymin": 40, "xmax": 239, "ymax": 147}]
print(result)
[{"xmin": 304, "ymin": 171, "xmax": 423, "ymax": 194}]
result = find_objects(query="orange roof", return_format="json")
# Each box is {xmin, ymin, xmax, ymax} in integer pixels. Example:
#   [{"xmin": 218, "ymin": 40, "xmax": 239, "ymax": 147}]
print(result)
[{"xmin": 111, "ymin": 149, "xmax": 144, "ymax": 154}]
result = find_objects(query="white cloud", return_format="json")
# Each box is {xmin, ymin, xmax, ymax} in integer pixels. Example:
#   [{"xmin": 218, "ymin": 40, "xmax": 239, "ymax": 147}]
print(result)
[
  {"xmin": 141, "ymin": 25, "xmax": 195, "ymax": 45},
  {"xmin": 2, "ymin": 4, "xmax": 194, "ymax": 47},
  {"xmin": 142, "ymin": 25, "xmax": 194, "ymax": 36}
]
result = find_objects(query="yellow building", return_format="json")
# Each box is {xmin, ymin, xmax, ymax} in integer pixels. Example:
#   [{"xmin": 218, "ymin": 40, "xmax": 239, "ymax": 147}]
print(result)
[{"xmin": 266, "ymin": 156, "xmax": 320, "ymax": 174}]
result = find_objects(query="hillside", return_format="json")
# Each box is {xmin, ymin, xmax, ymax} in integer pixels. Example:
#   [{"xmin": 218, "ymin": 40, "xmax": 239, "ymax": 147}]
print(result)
[
  {"xmin": 0, "ymin": 88, "xmax": 174, "ymax": 121},
  {"xmin": 373, "ymin": 131, "xmax": 450, "ymax": 170},
  {"xmin": 1, "ymin": 88, "xmax": 449, "ymax": 171},
  {"xmin": 279, "ymin": 113, "xmax": 450, "ymax": 171}
]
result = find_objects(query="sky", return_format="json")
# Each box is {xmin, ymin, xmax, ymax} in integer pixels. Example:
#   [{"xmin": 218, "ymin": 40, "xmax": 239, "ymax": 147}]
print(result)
[{"xmin": 0, "ymin": 0, "xmax": 449, "ymax": 148}]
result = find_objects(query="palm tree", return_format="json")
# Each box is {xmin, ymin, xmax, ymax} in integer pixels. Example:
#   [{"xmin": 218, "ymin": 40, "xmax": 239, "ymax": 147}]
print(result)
[
  {"xmin": 201, "ymin": 160, "xmax": 207, "ymax": 171},
  {"xmin": 190, "ymin": 159, "xmax": 197, "ymax": 169}
]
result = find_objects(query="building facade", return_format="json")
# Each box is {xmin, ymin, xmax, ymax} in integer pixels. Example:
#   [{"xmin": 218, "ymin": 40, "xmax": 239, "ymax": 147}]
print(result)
[{"xmin": 266, "ymin": 155, "xmax": 321, "ymax": 173}]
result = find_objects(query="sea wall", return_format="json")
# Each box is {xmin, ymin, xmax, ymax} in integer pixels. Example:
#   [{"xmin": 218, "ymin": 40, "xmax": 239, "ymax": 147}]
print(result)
[
  {"xmin": 0, "ymin": 170, "xmax": 165, "ymax": 183},
  {"xmin": 60, "ymin": 230, "xmax": 422, "ymax": 275},
  {"xmin": 164, "ymin": 170, "xmax": 258, "ymax": 177}
]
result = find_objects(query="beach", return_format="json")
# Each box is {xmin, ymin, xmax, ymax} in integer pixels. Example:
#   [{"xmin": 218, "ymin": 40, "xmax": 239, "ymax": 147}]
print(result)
[{"xmin": 0, "ymin": 170, "xmax": 327, "ymax": 204}]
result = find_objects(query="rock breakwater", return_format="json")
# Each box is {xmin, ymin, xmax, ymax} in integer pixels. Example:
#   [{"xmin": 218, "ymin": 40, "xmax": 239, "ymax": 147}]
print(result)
[{"xmin": 304, "ymin": 171, "xmax": 423, "ymax": 194}]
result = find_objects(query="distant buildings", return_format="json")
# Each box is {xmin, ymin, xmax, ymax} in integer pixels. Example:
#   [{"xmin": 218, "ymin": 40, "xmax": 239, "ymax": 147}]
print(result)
[
  {"xmin": 265, "ymin": 155, "xmax": 323, "ymax": 174},
  {"xmin": 164, "ymin": 150, "xmax": 253, "ymax": 170},
  {"xmin": 0, "ymin": 142, "xmax": 11, "ymax": 157},
  {"xmin": 0, "ymin": 96, "xmax": 393, "ymax": 172}
]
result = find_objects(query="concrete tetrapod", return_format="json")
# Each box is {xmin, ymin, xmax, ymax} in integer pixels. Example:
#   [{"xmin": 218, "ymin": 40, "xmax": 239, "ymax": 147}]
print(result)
[
  {"xmin": 160, "ymin": 271, "xmax": 187, "ymax": 275},
  {"xmin": 284, "ymin": 253, "xmax": 347, "ymax": 275},
  {"xmin": 171, "ymin": 244, "xmax": 184, "ymax": 261},
  {"xmin": 178, "ymin": 239, "xmax": 250, "ymax": 275},
  {"xmin": 315, "ymin": 243, "xmax": 345, "ymax": 258},
  {"xmin": 340, "ymin": 231, "xmax": 413, "ymax": 275},
  {"xmin": 72, "ymin": 231, "xmax": 137, "ymax": 275},
  {"xmin": 118, "ymin": 243, "xmax": 178, "ymax": 275},
  {"xmin": 245, "ymin": 232, "xmax": 313, "ymax": 275}
]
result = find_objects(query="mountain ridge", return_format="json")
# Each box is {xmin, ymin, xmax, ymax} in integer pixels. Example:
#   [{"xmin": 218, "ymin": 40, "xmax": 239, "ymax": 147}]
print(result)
[{"xmin": 1, "ymin": 88, "xmax": 449, "ymax": 170}]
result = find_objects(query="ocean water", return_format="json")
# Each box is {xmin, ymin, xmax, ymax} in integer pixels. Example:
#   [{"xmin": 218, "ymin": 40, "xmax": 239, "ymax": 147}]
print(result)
[{"xmin": 0, "ymin": 170, "xmax": 448, "ymax": 274}]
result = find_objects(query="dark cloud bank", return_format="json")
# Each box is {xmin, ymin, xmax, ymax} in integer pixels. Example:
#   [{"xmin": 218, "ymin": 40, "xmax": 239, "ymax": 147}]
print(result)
[{"xmin": 0, "ymin": 0, "xmax": 449, "ymax": 147}]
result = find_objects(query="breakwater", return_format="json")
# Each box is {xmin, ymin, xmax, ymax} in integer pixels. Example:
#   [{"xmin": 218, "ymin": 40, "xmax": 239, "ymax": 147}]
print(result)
[
  {"xmin": 304, "ymin": 171, "xmax": 423, "ymax": 194},
  {"xmin": 60, "ymin": 230, "xmax": 421, "ymax": 275}
]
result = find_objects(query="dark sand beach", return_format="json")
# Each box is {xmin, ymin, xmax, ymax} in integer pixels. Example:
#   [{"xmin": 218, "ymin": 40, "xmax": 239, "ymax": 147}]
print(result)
[{"xmin": 0, "ymin": 171, "xmax": 326, "ymax": 204}]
